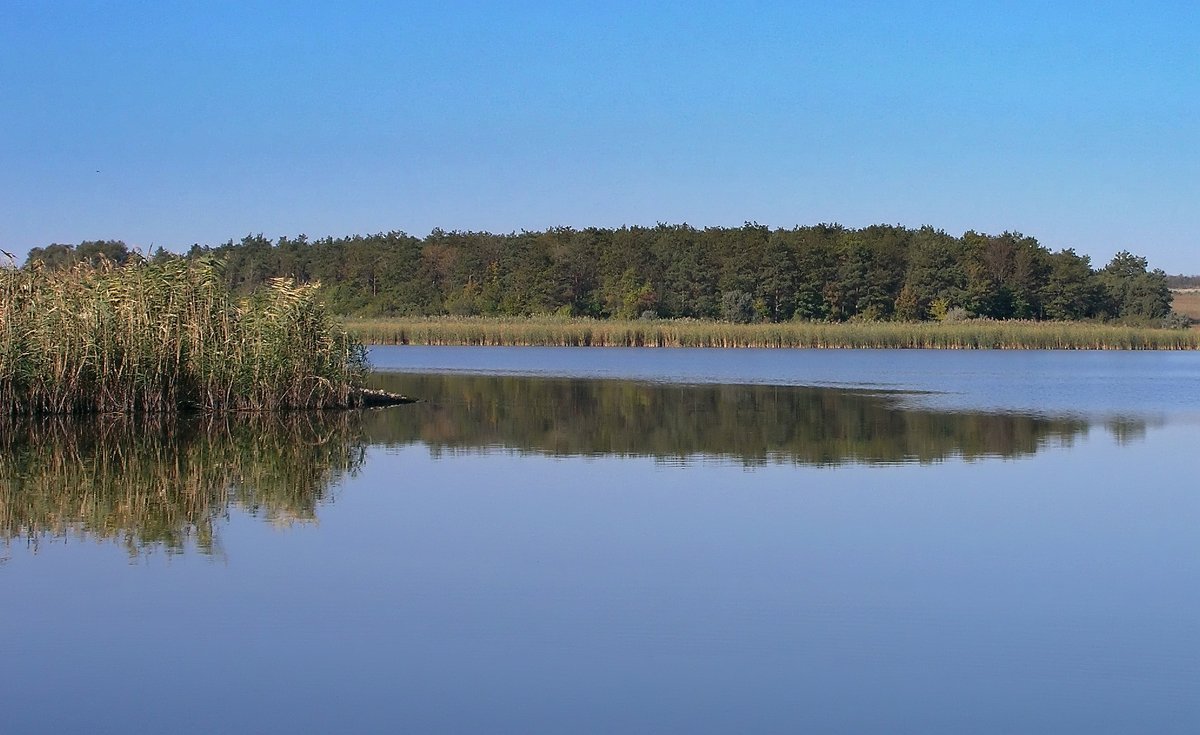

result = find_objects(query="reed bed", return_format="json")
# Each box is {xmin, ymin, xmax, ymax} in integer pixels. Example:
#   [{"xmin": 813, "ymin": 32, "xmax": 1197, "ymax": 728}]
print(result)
[
  {"xmin": 0, "ymin": 257, "xmax": 368, "ymax": 414},
  {"xmin": 345, "ymin": 316, "xmax": 1200, "ymax": 350}
]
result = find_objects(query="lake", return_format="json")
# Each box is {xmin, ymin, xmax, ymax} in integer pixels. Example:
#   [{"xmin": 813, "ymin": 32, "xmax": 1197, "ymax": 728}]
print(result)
[{"xmin": 3, "ymin": 347, "xmax": 1198, "ymax": 734}]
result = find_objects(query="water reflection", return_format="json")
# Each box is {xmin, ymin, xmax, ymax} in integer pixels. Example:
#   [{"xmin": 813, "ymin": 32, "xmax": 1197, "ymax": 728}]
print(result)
[
  {"xmin": 0, "ymin": 413, "xmax": 366, "ymax": 556},
  {"xmin": 0, "ymin": 374, "xmax": 1148, "ymax": 556},
  {"xmin": 365, "ymin": 373, "xmax": 1133, "ymax": 466}
]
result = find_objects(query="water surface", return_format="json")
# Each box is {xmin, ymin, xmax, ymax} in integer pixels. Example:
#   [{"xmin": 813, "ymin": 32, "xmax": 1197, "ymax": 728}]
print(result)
[
  {"xmin": 2, "ymin": 347, "xmax": 1197, "ymax": 734},
  {"xmin": 370, "ymin": 345, "xmax": 1200, "ymax": 417}
]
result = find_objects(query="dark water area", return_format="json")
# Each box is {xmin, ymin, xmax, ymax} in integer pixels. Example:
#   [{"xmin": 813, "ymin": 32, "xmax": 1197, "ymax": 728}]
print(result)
[
  {"xmin": 2, "ymin": 347, "xmax": 1198, "ymax": 733},
  {"xmin": 363, "ymin": 373, "xmax": 1108, "ymax": 466}
]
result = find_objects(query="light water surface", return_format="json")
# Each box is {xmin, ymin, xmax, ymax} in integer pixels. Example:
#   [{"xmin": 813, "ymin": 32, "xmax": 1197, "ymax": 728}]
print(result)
[{"xmin": 2, "ymin": 347, "xmax": 1197, "ymax": 734}]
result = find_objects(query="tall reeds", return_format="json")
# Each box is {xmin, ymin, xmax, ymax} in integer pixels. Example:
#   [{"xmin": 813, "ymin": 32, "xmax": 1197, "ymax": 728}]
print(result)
[
  {"xmin": 344, "ymin": 316, "xmax": 1200, "ymax": 350},
  {"xmin": 0, "ymin": 257, "xmax": 368, "ymax": 414}
]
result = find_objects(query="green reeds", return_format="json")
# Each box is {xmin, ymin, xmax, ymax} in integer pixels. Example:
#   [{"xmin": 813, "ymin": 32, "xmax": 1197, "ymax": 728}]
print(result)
[
  {"xmin": 0, "ymin": 257, "xmax": 368, "ymax": 414},
  {"xmin": 344, "ymin": 315, "xmax": 1200, "ymax": 350}
]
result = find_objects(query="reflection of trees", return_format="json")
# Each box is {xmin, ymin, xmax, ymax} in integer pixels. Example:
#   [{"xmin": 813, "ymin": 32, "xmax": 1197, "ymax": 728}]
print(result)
[
  {"xmin": 0, "ymin": 414, "xmax": 366, "ymax": 556},
  {"xmin": 365, "ymin": 374, "xmax": 1115, "ymax": 466},
  {"xmin": 0, "ymin": 373, "xmax": 1149, "ymax": 557}
]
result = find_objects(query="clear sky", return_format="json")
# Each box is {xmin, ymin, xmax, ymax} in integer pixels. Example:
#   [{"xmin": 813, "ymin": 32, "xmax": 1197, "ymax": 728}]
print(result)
[{"xmin": 2, "ymin": 1, "xmax": 1196, "ymax": 272}]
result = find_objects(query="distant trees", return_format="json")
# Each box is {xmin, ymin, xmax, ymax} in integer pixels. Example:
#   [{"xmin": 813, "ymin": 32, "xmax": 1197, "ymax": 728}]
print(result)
[
  {"xmin": 1040, "ymin": 249, "xmax": 1104, "ymax": 320},
  {"xmin": 1098, "ymin": 251, "xmax": 1172, "ymax": 320},
  {"xmin": 895, "ymin": 226, "xmax": 965, "ymax": 321},
  {"xmin": 25, "ymin": 240, "xmax": 131, "ymax": 269},
  {"xmin": 1166, "ymin": 274, "xmax": 1200, "ymax": 289},
  {"xmin": 720, "ymin": 290, "xmax": 755, "ymax": 323},
  {"xmin": 24, "ymin": 226, "xmax": 1176, "ymax": 324}
]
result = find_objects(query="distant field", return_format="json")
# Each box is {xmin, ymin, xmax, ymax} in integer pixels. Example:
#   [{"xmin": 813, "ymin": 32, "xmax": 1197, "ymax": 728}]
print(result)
[{"xmin": 1173, "ymin": 290, "xmax": 1200, "ymax": 327}]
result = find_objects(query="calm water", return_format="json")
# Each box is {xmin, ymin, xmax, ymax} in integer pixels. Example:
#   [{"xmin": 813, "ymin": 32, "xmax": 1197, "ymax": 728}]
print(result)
[{"xmin": 2, "ymin": 347, "xmax": 1198, "ymax": 734}]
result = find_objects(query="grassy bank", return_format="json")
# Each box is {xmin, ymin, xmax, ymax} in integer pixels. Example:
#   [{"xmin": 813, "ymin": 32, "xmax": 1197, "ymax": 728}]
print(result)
[
  {"xmin": 1, "ymin": 258, "xmax": 368, "ymax": 414},
  {"xmin": 345, "ymin": 316, "xmax": 1200, "ymax": 350}
]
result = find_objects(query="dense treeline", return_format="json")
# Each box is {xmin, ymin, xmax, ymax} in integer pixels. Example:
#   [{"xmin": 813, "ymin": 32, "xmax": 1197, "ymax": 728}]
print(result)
[
  {"xmin": 1167, "ymin": 274, "xmax": 1200, "ymax": 289},
  {"xmin": 0, "ymin": 377, "xmax": 1132, "ymax": 556},
  {"xmin": 25, "ymin": 224, "xmax": 1178, "ymax": 323}
]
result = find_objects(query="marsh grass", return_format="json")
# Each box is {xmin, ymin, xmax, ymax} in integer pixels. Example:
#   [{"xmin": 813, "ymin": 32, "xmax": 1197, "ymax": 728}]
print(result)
[
  {"xmin": 1171, "ymin": 290, "xmax": 1200, "ymax": 328},
  {"xmin": 0, "ymin": 257, "xmax": 368, "ymax": 414},
  {"xmin": 0, "ymin": 412, "xmax": 365, "ymax": 556},
  {"xmin": 345, "ymin": 316, "xmax": 1200, "ymax": 350}
]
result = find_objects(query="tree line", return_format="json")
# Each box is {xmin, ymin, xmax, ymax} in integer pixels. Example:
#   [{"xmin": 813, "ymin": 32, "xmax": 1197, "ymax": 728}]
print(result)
[
  {"xmin": 23, "ymin": 223, "xmax": 1178, "ymax": 323},
  {"xmin": 1166, "ymin": 274, "xmax": 1200, "ymax": 289}
]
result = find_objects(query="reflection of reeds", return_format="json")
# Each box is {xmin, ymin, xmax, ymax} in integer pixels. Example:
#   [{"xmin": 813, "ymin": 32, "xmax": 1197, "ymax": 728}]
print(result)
[
  {"xmin": 0, "ymin": 413, "xmax": 366, "ymax": 555},
  {"xmin": 0, "ymin": 257, "xmax": 368, "ymax": 414},
  {"xmin": 346, "ymin": 316, "xmax": 1200, "ymax": 350}
]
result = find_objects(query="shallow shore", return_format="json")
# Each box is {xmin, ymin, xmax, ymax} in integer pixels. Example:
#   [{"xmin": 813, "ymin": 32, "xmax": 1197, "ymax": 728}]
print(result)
[{"xmin": 343, "ymin": 316, "xmax": 1200, "ymax": 350}]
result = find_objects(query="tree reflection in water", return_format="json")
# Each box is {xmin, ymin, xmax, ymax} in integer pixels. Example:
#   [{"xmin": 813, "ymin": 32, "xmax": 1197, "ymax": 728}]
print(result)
[
  {"xmin": 0, "ymin": 374, "xmax": 1147, "ymax": 556},
  {"xmin": 364, "ymin": 373, "xmax": 1139, "ymax": 466}
]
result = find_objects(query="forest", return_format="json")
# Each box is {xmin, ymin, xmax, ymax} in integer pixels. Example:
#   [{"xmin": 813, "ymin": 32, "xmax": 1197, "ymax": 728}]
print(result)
[
  {"xmin": 23, "ymin": 223, "xmax": 1180, "ymax": 324},
  {"xmin": 1166, "ymin": 274, "xmax": 1200, "ymax": 289}
]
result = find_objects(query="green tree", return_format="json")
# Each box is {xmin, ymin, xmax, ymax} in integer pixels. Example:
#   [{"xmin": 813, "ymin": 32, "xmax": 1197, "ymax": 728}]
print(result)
[
  {"xmin": 896, "ymin": 227, "xmax": 964, "ymax": 320},
  {"xmin": 25, "ymin": 243, "xmax": 79, "ymax": 269},
  {"xmin": 1040, "ymin": 249, "xmax": 1104, "ymax": 320},
  {"xmin": 833, "ymin": 233, "xmax": 894, "ymax": 320},
  {"xmin": 720, "ymin": 290, "xmax": 755, "ymax": 323},
  {"xmin": 655, "ymin": 225, "xmax": 718, "ymax": 318},
  {"xmin": 713, "ymin": 223, "xmax": 768, "ymax": 302},
  {"xmin": 1099, "ymin": 250, "xmax": 1172, "ymax": 320},
  {"xmin": 788, "ymin": 225, "xmax": 841, "ymax": 321},
  {"xmin": 757, "ymin": 232, "xmax": 797, "ymax": 321},
  {"xmin": 26, "ymin": 240, "xmax": 130, "ymax": 269},
  {"xmin": 76, "ymin": 240, "xmax": 132, "ymax": 266}
]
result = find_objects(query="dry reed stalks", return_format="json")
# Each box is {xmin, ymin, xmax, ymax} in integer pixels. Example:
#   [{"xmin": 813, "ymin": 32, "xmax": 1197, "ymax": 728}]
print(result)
[
  {"xmin": 0, "ymin": 256, "xmax": 368, "ymax": 414},
  {"xmin": 343, "ymin": 315, "xmax": 1200, "ymax": 350}
]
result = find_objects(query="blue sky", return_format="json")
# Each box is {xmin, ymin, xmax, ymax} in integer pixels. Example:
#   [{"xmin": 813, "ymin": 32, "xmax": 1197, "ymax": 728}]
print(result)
[{"xmin": 2, "ymin": 1, "xmax": 1196, "ymax": 272}]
